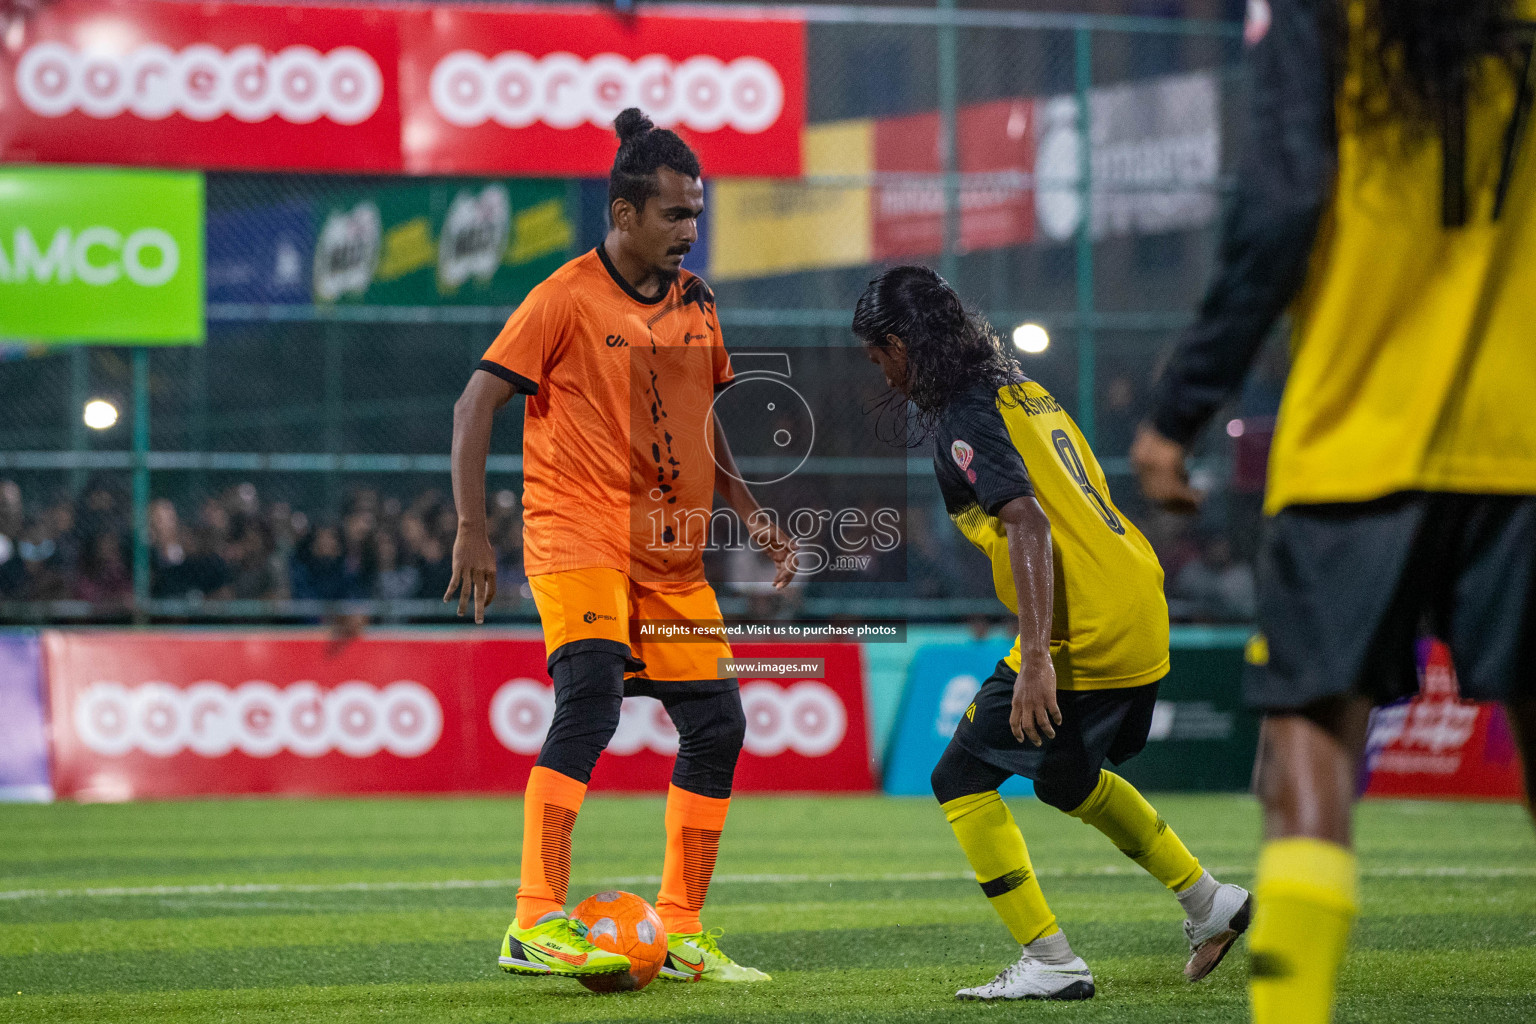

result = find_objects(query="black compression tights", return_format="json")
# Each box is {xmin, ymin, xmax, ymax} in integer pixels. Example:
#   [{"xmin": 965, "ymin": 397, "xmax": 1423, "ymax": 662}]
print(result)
[{"xmin": 535, "ymin": 650, "xmax": 745, "ymax": 797}]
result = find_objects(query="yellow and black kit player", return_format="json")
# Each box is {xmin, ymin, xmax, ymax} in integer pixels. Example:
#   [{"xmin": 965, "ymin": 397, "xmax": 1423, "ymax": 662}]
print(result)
[
  {"xmin": 854, "ymin": 265, "xmax": 1252, "ymax": 1002},
  {"xmin": 1135, "ymin": 2, "xmax": 1536, "ymax": 1022}
]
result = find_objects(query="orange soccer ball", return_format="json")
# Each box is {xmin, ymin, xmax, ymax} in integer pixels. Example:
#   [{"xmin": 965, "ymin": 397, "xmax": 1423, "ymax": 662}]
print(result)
[{"xmin": 571, "ymin": 890, "xmax": 669, "ymax": 993}]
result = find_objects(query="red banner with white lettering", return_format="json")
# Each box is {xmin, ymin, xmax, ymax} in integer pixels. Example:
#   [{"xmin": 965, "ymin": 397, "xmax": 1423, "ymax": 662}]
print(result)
[
  {"xmin": 0, "ymin": 1, "xmax": 804, "ymax": 176},
  {"xmin": 1363, "ymin": 639, "xmax": 1526, "ymax": 802},
  {"xmin": 397, "ymin": 4, "xmax": 804, "ymax": 176},
  {"xmin": 0, "ymin": 0, "xmax": 403, "ymax": 172},
  {"xmin": 43, "ymin": 631, "xmax": 870, "ymax": 801},
  {"xmin": 872, "ymin": 98, "xmax": 1037, "ymax": 260}
]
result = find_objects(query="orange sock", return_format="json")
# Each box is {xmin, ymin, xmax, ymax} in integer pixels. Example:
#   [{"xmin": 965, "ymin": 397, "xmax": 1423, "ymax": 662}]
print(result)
[
  {"xmin": 655, "ymin": 784, "xmax": 731, "ymax": 935},
  {"xmin": 516, "ymin": 766, "xmax": 588, "ymax": 928}
]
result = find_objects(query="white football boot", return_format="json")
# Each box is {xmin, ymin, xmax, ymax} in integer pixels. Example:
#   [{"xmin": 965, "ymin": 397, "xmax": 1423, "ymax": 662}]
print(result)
[
  {"xmin": 1183, "ymin": 881, "xmax": 1253, "ymax": 981},
  {"xmin": 955, "ymin": 950, "xmax": 1095, "ymax": 1001}
]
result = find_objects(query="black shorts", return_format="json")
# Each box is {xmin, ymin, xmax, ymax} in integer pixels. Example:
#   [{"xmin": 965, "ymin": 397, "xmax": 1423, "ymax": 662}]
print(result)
[
  {"xmin": 951, "ymin": 659, "xmax": 1161, "ymax": 783},
  {"xmin": 1250, "ymin": 492, "xmax": 1536, "ymax": 712}
]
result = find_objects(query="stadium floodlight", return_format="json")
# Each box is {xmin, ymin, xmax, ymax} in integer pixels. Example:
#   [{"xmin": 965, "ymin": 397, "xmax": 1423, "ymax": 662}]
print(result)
[
  {"xmin": 83, "ymin": 399, "xmax": 119, "ymax": 430},
  {"xmin": 1012, "ymin": 322, "xmax": 1050, "ymax": 354}
]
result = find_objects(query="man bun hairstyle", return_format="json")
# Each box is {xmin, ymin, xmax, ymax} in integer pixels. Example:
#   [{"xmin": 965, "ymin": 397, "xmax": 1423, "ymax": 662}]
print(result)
[
  {"xmin": 609, "ymin": 107, "xmax": 702, "ymax": 223},
  {"xmin": 614, "ymin": 107, "xmax": 654, "ymax": 144},
  {"xmin": 853, "ymin": 265, "xmax": 1023, "ymax": 434}
]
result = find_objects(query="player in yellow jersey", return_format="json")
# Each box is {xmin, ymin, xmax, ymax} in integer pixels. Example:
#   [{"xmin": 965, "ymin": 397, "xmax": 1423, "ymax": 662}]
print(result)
[
  {"xmin": 854, "ymin": 265, "xmax": 1251, "ymax": 1001},
  {"xmin": 1134, "ymin": 3, "xmax": 1536, "ymax": 1022}
]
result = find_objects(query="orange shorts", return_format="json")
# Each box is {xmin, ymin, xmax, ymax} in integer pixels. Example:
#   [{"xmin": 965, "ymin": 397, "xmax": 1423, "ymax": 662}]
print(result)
[{"xmin": 528, "ymin": 567, "xmax": 732, "ymax": 683}]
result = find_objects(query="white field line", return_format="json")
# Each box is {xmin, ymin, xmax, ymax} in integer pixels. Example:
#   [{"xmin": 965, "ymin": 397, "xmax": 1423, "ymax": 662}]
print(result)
[{"xmin": 2, "ymin": 864, "xmax": 1533, "ymax": 903}]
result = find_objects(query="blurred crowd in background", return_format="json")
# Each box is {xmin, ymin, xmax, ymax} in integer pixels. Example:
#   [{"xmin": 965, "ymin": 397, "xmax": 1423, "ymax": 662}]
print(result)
[
  {"xmin": 0, "ymin": 478, "xmax": 521, "ymax": 609},
  {"xmin": 0, "ymin": 472, "xmax": 1255, "ymax": 622}
]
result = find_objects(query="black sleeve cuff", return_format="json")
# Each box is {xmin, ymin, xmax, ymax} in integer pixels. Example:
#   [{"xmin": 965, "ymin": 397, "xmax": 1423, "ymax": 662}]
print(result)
[
  {"xmin": 477, "ymin": 360, "xmax": 539, "ymax": 396},
  {"xmin": 1149, "ymin": 392, "xmax": 1210, "ymax": 449}
]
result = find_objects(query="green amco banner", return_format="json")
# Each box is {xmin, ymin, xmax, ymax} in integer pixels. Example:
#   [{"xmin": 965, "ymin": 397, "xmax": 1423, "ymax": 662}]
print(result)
[
  {"xmin": 311, "ymin": 179, "xmax": 572, "ymax": 305},
  {"xmin": 0, "ymin": 168, "xmax": 204, "ymax": 344}
]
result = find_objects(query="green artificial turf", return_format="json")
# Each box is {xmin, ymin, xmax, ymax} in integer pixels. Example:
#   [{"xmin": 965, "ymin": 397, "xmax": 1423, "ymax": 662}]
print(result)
[{"xmin": 1, "ymin": 794, "xmax": 1532, "ymax": 1022}]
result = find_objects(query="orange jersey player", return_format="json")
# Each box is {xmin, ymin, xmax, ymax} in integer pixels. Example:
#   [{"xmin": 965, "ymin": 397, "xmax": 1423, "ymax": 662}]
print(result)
[{"xmin": 447, "ymin": 107, "xmax": 794, "ymax": 985}]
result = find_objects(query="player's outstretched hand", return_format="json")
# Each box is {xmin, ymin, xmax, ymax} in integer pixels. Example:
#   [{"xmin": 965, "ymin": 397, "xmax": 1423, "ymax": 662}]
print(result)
[
  {"xmin": 1010, "ymin": 656, "xmax": 1061, "ymax": 747},
  {"xmin": 1130, "ymin": 422, "xmax": 1202, "ymax": 514},
  {"xmin": 751, "ymin": 520, "xmax": 800, "ymax": 591},
  {"xmin": 445, "ymin": 528, "xmax": 498, "ymax": 624}
]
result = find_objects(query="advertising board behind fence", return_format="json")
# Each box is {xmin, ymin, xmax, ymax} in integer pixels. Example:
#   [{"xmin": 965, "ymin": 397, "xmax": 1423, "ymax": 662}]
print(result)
[
  {"xmin": 0, "ymin": 166, "xmax": 203, "ymax": 344},
  {"xmin": 1, "ymin": 0, "xmax": 403, "ymax": 172},
  {"xmin": 0, "ymin": 1, "xmax": 805, "ymax": 177},
  {"xmin": 398, "ymin": 5, "xmax": 804, "ymax": 176}
]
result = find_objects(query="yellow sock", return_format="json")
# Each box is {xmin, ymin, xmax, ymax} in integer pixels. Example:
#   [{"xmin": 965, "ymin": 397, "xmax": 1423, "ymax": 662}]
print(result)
[
  {"xmin": 1068, "ymin": 770, "xmax": 1203, "ymax": 892},
  {"xmin": 1249, "ymin": 838, "xmax": 1358, "ymax": 1024},
  {"xmin": 941, "ymin": 791, "xmax": 1058, "ymax": 944}
]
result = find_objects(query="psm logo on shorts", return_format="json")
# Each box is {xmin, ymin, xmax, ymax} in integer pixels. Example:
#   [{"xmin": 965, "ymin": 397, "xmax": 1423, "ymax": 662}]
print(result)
[
  {"xmin": 582, "ymin": 610, "xmax": 617, "ymax": 624},
  {"xmin": 951, "ymin": 439, "xmax": 977, "ymax": 483}
]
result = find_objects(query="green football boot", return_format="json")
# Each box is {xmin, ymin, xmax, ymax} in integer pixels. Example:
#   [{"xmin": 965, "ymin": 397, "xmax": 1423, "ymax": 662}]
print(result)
[
  {"xmin": 659, "ymin": 928, "xmax": 771, "ymax": 982},
  {"xmin": 497, "ymin": 912, "xmax": 632, "ymax": 978}
]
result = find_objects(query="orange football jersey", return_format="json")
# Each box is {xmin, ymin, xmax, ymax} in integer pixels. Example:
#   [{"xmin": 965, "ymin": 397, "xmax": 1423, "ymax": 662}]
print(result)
[{"xmin": 480, "ymin": 246, "xmax": 733, "ymax": 584}]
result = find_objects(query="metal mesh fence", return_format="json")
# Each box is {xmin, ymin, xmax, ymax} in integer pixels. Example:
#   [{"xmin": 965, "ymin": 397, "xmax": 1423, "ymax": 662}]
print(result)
[{"xmin": 0, "ymin": 5, "xmax": 1262, "ymax": 625}]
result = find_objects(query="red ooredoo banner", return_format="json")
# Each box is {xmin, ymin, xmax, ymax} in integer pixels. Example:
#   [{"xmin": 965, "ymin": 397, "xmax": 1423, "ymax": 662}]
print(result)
[
  {"xmin": 0, "ymin": 1, "xmax": 805, "ymax": 176},
  {"xmin": 0, "ymin": 0, "xmax": 404, "ymax": 172},
  {"xmin": 43, "ymin": 631, "xmax": 870, "ymax": 801},
  {"xmin": 397, "ymin": 5, "xmax": 804, "ymax": 176}
]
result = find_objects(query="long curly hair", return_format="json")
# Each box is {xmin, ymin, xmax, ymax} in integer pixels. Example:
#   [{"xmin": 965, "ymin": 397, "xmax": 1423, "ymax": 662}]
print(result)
[
  {"xmin": 852, "ymin": 266, "xmax": 1024, "ymax": 442},
  {"xmin": 1347, "ymin": 0, "xmax": 1525, "ymax": 131}
]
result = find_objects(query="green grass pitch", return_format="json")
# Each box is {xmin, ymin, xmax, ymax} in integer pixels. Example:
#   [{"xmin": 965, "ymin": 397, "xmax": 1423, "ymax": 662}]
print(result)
[{"xmin": 2, "ymin": 794, "xmax": 1533, "ymax": 1022}]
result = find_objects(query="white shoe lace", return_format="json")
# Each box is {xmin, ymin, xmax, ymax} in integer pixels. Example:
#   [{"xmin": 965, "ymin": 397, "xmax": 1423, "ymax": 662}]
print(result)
[{"xmin": 991, "ymin": 960, "xmax": 1032, "ymax": 988}]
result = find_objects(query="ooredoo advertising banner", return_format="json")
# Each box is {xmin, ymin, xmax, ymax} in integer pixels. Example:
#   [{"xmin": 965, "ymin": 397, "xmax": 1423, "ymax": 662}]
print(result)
[
  {"xmin": 397, "ymin": 5, "xmax": 804, "ymax": 176},
  {"xmin": 0, "ymin": 1, "xmax": 805, "ymax": 177},
  {"xmin": 1, "ymin": 0, "xmax": 403, "ymax": 172},
  {"xmin": 0, "ymin": 166, "xmax": 203, "ymax": 344},
  {"xmin": 43, "ymin": 632, "xmax": 870, "ymax": 801},
  {"xmin": 1364, "ymin": 639, "xmax": 1526, "ymax": 802}
]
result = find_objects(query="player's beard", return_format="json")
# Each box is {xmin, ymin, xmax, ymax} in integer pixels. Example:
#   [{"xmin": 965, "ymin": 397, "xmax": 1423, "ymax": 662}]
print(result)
[
  {"xmin": 654, "ymin": 265, "xmax": 682, "ymax": 292},
  {"xmin": 655, "ymin": 245, "xmax": 690, "ymax": 291}
]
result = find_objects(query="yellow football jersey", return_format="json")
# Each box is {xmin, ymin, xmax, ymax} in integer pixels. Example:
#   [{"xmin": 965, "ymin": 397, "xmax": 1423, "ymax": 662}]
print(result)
[
  {"xmin": 934, "ymin": 379, "xmax": 1169, "ymax": 690},
  {"xmin": 1270, "ymin": 0, "xmax": 1536, "ymax": 512}
]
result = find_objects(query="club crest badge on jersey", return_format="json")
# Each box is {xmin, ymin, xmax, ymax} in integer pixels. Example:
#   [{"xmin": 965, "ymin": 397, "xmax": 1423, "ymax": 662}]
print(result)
[{"xmin": 951, "ymin": 439, "xmax": 977, "ymax": 483}]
